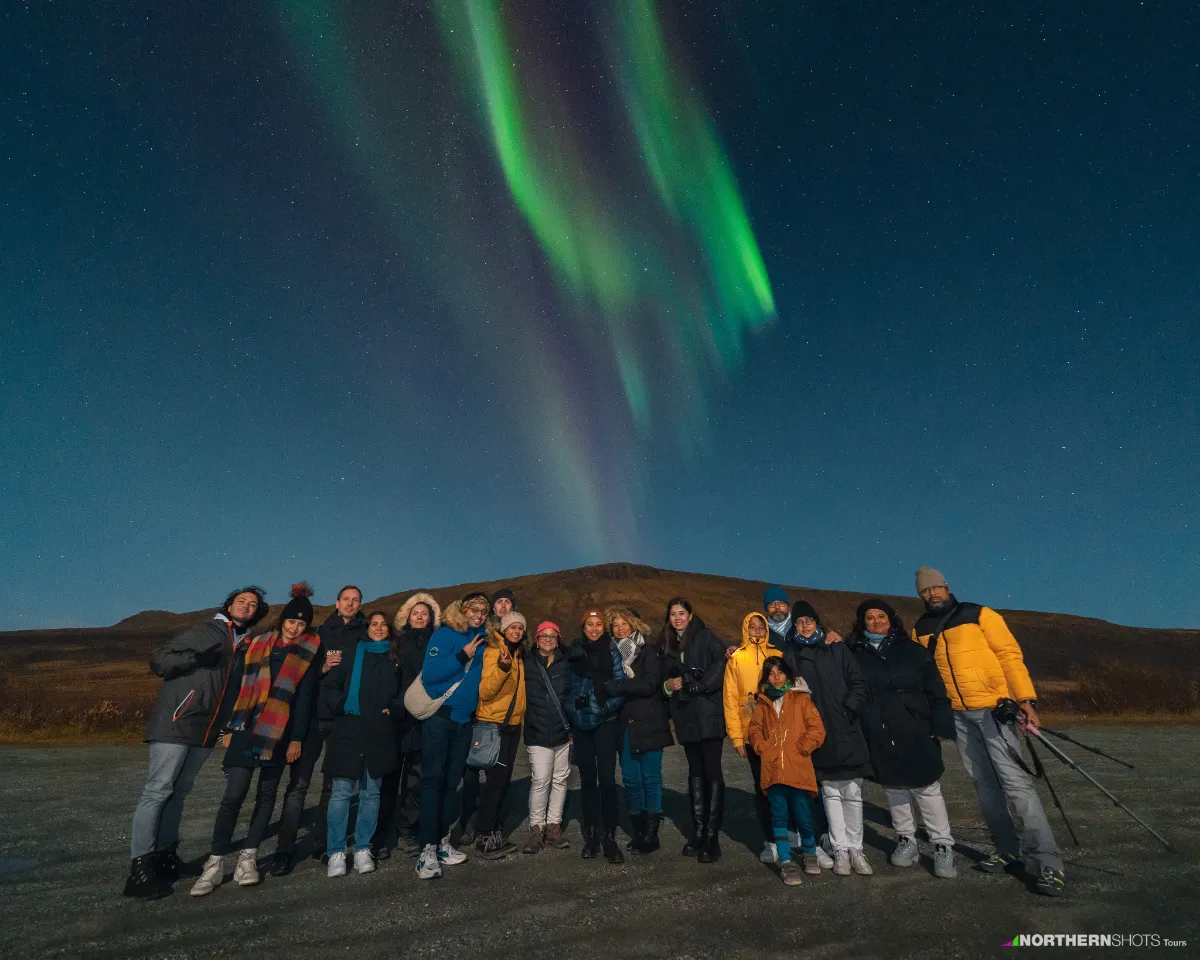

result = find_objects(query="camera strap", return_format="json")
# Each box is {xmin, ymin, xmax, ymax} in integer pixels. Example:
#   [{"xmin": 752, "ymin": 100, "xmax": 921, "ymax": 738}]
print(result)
[{"xmin": 924, "ymin": 603, "xmax": 960, "ymax": 660}]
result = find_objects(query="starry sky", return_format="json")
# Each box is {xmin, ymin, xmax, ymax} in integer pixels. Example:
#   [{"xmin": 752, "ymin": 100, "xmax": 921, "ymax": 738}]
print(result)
[{"xmin": 3, "ymin": 1, "xmax": 1197, "ymax": 629}]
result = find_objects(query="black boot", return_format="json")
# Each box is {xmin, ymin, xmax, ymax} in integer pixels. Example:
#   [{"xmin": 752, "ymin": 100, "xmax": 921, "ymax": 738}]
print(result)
[
  {"xmin": 626, "ymin": 811, "xmax": 646, "ymax": 852},
  {"xmin": 268, "ymin": 851, "xmax": 295, "ymax": 877},
  {"xmin": 122, "ymin": 854, "xmax": 171, "ymax": 900},
  {"xmin": 155, "ymin": 844, "xmax": 183, "ymax": 882},
  {"xmin": 581, "ymin": 825, "xmax": 601, "ymax": 860},
  {"xmin": 637, "ymin": 813, "xmax": 661, "ymax": 854},
  {"xmin": 602, "ymin": 829, "xmax": 625, "ymax": 864},
  {"xmin": 698, "ymin": 781, "xmax": 724, "ymax": 864},
  {"xmin": 682, "ymin": 777, "xmax": 708, "ymax": 856}
]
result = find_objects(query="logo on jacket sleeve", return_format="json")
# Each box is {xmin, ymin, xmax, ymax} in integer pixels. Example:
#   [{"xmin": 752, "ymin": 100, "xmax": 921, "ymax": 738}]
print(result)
[{"xmin": 428, "ymin": 647, "xmax": 439, "ymax": 657}]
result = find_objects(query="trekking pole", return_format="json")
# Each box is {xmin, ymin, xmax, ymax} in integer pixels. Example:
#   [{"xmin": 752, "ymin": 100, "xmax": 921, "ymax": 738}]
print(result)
[
  {"xmin": 1024, "ymin": 738, "xmax": 1079, "ymax": 846},
  {"xmin": 1036, "ymin": 726, "xmax": 1135, "ymax": 770},
  {"xmin": 1025, "ymin": 727, "xmax": 1176, "ymax": 853}
]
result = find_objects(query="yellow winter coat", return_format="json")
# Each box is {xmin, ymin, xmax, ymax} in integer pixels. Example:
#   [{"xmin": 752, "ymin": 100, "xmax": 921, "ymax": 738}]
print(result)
[
  {"xmin": 723, "ymin": 613, "xmax": 783, "ymax": 748},
  {"xmin": 476, "ymin": 634, "xmax": 527, "ymax": 725},
  {"xmin": 912, "ymin": 602, "xmax": 1036, "ymax": 711}
]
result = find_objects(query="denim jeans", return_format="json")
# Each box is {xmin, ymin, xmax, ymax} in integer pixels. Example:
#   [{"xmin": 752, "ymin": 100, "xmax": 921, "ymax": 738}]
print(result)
[
  {"xmin": 619, "ymin": 734, "xmax": 663, "ymax": 814},
  {"xmin": 326, "ymin": 770, "xmax": 382, "ymax": 856},
  {"xmin": 767, "ymin": 784, "xmax": 816, "ymax": 861},
  {"xmin": 129, "ymin": 742, "xmax": 212, "ymax": 858},
  {"xmin": 418, "ymin": 712, "xmax": 472, "ymax": 846}
]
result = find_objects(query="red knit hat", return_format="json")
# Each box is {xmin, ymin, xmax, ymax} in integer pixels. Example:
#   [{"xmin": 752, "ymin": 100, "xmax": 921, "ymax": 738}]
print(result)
[{"xmin": 535, "ymin": 621, "xmax": 561, "ymax": 638}]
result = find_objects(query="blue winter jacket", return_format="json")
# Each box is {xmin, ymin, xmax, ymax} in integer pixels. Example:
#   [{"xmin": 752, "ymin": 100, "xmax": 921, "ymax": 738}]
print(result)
[
  {"xmin": 566, "ymin": 638, "xmax": 624, "ymax": 732},
  {"xmin": 421, "ymin": 622, "xmax": 488, "ymax": 724}
]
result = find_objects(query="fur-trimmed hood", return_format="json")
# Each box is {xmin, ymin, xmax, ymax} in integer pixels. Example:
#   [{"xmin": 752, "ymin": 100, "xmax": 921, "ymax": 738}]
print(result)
[
  {"xmin": 441, "ymin": 598, "xmax": 472, "ymax": 632},
  {"xmin": 604, "ymin": 606, "xmax": 652, "ymax": 639},
  {"xmin": 393, "ymin": 592, "xmax": 441, "ymax": 633}
]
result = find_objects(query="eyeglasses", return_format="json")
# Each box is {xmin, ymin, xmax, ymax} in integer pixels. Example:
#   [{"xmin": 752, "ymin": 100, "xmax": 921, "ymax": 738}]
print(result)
[
  {"xmin": 795, "ymin": 617, "xmax": 816, "ymax": 627},
  {"xmin": 536, "ymin": 633, "xmax": 558, "ymax": 641}
]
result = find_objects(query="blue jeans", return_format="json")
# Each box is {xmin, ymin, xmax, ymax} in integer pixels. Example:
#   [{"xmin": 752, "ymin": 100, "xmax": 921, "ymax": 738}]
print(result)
[
  {"xmin": 767, "ymin": 784, "xmax": 816, "ymax": 861},
  {"xmin": 418, "ymin": 712, "xmax": 472, "ymax": 846},
  {"xmin": 130, "ymin": 742, "xmax": 212, "ymax": 858},
  {"xmin": 326, "ymin": 771, "xmax": 381, "ymax": 856},
  {"xmin": 620, "ymin": 734, "xmax": 663, "ymax": 814}
]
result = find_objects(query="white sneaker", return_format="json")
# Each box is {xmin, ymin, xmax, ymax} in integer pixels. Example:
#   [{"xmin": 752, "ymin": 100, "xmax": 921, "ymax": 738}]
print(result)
[
  {"xmin": 832, "ymin": 850, "xmax": 851, "ymax": 876},
  {"xmin": 438, "ymin": 833, "xmax": 468, "ymax": 866},
  {"xmin": 326, "ymin": 851, "xmax": 347, "ymax": 878},
  {"xmin": 190, "ymin": 855, "xmax": 224, "ymax": 896},
  {"xmin": 233, "ymin": 849, "xmax": 260, "ymax": 886},
  {"xmin": 352, "ymin": 848, "xmax": 376, "ymax": 874},
  {"xmin": 416, "ymin": 843, "xmax": 442, "ymax": 879},
  {"xmin": 849, "ymin": 849, "xmax": 873, "ymax": 875},
  {"xmin": 759, "ymin": 842, "xmax": 779, "ymax": 864},
  {"xmin": 815, "ymin": 845, "xmax": 834, "ymax": 869}
]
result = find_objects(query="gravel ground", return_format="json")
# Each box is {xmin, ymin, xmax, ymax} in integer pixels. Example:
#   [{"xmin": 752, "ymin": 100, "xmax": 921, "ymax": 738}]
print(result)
[{"xmin": 1, "ymin": 727, "xmax": 1197, "ymax": 959}]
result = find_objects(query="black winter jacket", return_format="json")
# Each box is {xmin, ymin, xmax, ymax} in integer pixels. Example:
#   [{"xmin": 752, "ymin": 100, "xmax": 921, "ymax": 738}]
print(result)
[
  {"xmin": 220, "ymin": 642, "xmax": 318, "ymax": 769},
  {"xmin": 661, "ymin": 616, "xmax": 729, "ymax": 743},
  {"xmin": 144, "ymin": 616, "xmax": 244, "ymax": 747},
  {"xmin": 605, "ymin": 640, "xmax": 674, "ymax": 755},
  {"xmin": 782, "ymin": 636, "xmax": 872, "ymax": 779},
  {"xmin": 523, "ymin": 645, "xmax": 573, "ymax": 749},
  {"xmin": 395, "ymin": 625, "xmax": 433, "ymax": 754},
  {"xmin": 848, "ymin": 629, "xmax": 956, "ymax": 787},
  {"xmin": 316, "ymin": 611, "xmax": 369, "ymax": 723},
  {"xmin": 321, "ymin": 641, "xmax": 403, "ymax": 780}
]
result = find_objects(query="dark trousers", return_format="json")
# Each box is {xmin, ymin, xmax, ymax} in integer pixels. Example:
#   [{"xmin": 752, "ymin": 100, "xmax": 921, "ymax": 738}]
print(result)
[
  {"xmin": 374, "ymin": 749, "xmax": 422, "ymax": 847},
  {"xmin": 458, "ymin": 766, "xmax": 481, "ymax": 829},
  {"xmin": 418, "ymin": 712, "xmax": 472, "ymax": 847},
  {"xmin": 574, "ymin": 720, "xmax": 620, "ymax": 832},
  {"xmin": 683, "ymin": 738, "xmax": 725, "ymax": 782},
  {"xmin": 275, "ymin": 722, "xmax": 329, "ymax": 856},
  {"xmin": 744, "ymin": 750, "xmax": 773, "ymax": 844},
  {"xmin": 475, "ymin": 726, "xmax": 522, "ymax": 834},
  {"xmin": 211, "ymin": 765, "xmax": 284, "ymax": 855}
]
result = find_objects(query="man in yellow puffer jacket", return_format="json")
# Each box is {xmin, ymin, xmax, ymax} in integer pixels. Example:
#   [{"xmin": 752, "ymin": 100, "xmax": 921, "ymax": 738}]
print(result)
[
  {"xmin": 723, "ymin": 612, "xmax": 781, "ymax": 854},
  {"xmin": 912, "ymin": 566, "xmax": 1064, "ymax": 898}
]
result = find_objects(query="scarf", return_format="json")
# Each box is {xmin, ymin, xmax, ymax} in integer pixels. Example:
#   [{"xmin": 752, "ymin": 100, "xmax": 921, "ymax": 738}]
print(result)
[
  {"xmin": 229, "ymin": 630, "xmax": 320, "ymax": 760},
  {"xmin": 345, "ymin": 640, "xmax": 392, "ymax": 716},
  {"xmin": 768, "ymin": 614, "xmax": 793, "ymax": 640},
  {"xmin": 764, "ymin": 680, "xmax": 792, "ymax": 700},
  {"xmin": 580, "ymin": 635, "xmax": 614, "ymax": 693},
  {"xmin": 865, "ymin": 630, "xmax": 887, "ymax": 648},
  {"xmin": 616, "ymin": 632, "xmax": 643, "ymax": 679},
  {"xmin": 794, "ymin": 625, "xmax": 826, "ymax": 647}
]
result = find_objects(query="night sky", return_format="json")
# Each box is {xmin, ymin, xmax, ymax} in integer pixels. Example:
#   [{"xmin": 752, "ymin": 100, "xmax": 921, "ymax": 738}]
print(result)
[{"xmin": 4, "ymin": 2, "xmax": 1197, "ymax": 629}]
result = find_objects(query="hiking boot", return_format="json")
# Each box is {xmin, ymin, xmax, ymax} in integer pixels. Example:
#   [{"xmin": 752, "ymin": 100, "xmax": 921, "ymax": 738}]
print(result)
[
  {"xmin": 522, "ymin": 826, "xmax": 544, "ymax": 854},
  {"xmin": 832, "ymin": 850, "xmax": 851, "ymax": 876},
  {"xmin": 637, "ymin": 813, "xmax": 661, "ymax": 854},
  {"xmin": 977, "ymin": 852, "xmax": 1021, "ymax": 874},
  {"xmin": 353, "ymin": 849, "xmax": 376, "ymax": 874},
  {"xmin": 581, "ymin": 826, "xmax": 601, "ymax": 860},
  {"xmin": 371, "ymin": 843, "xmax": 391, "ymax": 861},
  {"xmin": 544, "ymin": 823, "xmax": 570, "ymax": 849},
  {"xmin": 849, "ymin": 849, "xmax": 873, "ymax": 875},
  {"xmin": 759, "ymin": 842, "xmax": 779, "ymax": 864},
  {"xmin": 415, "ymin": 844, "xmax": 442, "ymax": 880},
  {"xmin": 233, "ymin": 849, "xmax": 260, "ymax": 886},
  {"xmin": 476, "ymin": 830, "xmax": 517, "ymax": 860},
  {"xmin": 156, "ymin": 844, "xmax": 184, "ymax": 882},
  {"xmin": 455, "ymin": 819, "xmax": 477, "ymax": 847},
  {"xmin": 800, "ymin": 851, "xmax": 821, "ymax": 876},
  {"xmin": 1032, "ymin": 865, "xmax": 1066, "ymax": 897},
  {"xmin": 268, "ymin": 852, "xmax": 295, "ymax": 877},
  {"xmin": 396, "ymin": 834, "xmax": 422, "ymax": 858},
  {"xmin": 890, "ymin": 836, "xmax": 919, "ymax": 868},
  {"xmin": 602, "ymin": 829, "xmax": 624, "ymax": 864},
  {"xmin": 123, "ymin": 854, "xmax": 171, "ymax": 900},
  {"xmin": 190, "ymin": 855, "xmax": 224, "ymax": 896},
  {"xmin": 626, "ymin": 812, "xmax": 646, "ymax": 852},
  {"xmin": 933, "ymin": 844, "xmax": 956, "ymax": 879},
  {"xmin": 779, "ymin": 860, "xmax": 803, "ymax": 887}
]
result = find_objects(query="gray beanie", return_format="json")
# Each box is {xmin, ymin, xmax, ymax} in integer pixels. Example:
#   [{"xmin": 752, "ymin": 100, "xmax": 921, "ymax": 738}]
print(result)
[{"xmin": 915, "ymin": 566, "xmax": 948, "ymax": 594}]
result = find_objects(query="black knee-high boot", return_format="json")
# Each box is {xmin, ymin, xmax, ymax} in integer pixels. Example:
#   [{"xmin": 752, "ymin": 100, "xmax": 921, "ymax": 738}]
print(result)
[
  {"xmin": 698, "ymin": 781, "xmax": 724, "ymax": 864},
  {"xmin": 682, "ymin": 777, "xmax": 707, "ymax": 856}
]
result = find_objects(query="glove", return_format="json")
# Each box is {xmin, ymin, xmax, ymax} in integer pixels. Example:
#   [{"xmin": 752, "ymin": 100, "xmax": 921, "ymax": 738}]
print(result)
[{"xmin": 194, "ymin": 647, "xmax": 221, "ymax": 668}]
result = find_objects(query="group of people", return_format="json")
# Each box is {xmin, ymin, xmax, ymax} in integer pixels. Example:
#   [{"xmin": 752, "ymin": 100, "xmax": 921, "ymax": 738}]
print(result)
[{"xmin": 122, "ymin": 565, "xmax": 1067, "ymax": 900}]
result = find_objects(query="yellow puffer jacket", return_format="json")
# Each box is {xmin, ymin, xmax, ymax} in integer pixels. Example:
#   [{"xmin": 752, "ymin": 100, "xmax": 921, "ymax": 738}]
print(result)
[
  {"xmin": 476, "ymin": 634, "xmax": 526, "ymax": 725},
  {"xmin": 912, "ymin": 602, "xmax": 1036, "ymax": 711},
  {"xmin": 723, "ymin": 613, "xmax": 783, "ymax": 748}
]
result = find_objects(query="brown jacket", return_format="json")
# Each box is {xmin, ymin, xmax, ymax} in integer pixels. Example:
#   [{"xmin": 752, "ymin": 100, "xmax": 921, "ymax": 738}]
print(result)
[{"xmin": 747, "ymin": 679, "xmax": 826, "ymax": 794}]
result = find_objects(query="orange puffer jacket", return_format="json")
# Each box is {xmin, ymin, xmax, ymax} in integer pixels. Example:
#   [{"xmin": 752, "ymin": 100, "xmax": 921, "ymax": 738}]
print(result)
[{"xmin": 747, "ymin": 680, "xmax": 826, "ymax": 794}]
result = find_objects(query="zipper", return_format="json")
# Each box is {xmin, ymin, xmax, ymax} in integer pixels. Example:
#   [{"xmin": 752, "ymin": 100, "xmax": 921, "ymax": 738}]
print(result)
[
  {"xmin": 940, "ymin": 625, "xmax": 967, "ymax": 708},
  {"xmin": 202, "ymin": 622, "xmax": 238, "ymax": 745}
]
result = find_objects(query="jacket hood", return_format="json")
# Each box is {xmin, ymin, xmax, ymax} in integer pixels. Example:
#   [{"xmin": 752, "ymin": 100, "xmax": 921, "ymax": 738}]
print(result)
[
  {"xmin": 740, "ymin": 612, "xmax": 772, "ymax": 648},
  {"xmin": 754, "ymin": 677, "xmax": 812, "ymax": 704},
  {"xmin": 604, "ymin": 606, "xmax": 652, "ymax": 638},
  {"xmin": 441, "ymin": 598, "xmax": 488, "ymax": 634},
  {"xmin": 394, "ymin": 592, "xmax": 442, "ymax": 633}
]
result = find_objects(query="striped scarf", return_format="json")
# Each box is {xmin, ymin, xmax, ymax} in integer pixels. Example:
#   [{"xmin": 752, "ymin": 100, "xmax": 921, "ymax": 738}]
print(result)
[
  {"xmin": 615, "ymin": 632, "xmax": 643, "ymax": 679},
  {"xmin": 229, "ymin": 630, "xmax": 320, "ymax": 760}
]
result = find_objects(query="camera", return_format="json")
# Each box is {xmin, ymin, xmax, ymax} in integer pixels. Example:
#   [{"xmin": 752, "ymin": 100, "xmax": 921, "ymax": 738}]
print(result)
[
  {"xmin": 992, "ymin": 697, "xmax": 1022, "ymax": 726},
  {"xmin": 575, "ymin": 695, "xmax": 589, "ymax": 710}
]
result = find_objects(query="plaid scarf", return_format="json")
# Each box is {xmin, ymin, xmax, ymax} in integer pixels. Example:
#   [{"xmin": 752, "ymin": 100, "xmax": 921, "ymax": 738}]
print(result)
[
  {"xmin": 615, "ymin": 632, "xmax": 643, "ymax": 679},
  {"xmin": 229, "ymin": 630, "xmax": 320, "ymax": 760}
]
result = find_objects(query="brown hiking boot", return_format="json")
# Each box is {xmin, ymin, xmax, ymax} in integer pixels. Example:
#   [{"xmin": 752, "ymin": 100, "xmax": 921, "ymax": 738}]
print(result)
[
  {"xmin": 544, "ymin": 823, "xmax": 570, "ymax": 849},
  {"xmin": 521, "ymin": 826, "xmax": 544, "ymax": 855}
]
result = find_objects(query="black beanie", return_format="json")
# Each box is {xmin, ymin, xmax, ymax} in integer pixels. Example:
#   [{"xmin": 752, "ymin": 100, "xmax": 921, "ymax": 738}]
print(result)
[
  {"xmin": 491, "ymin": 587, "xmax": 515, "ymax": 608},
  {"xmin": 790, "ymin": 600, "xmax": 819, "ymax": 623},
  {"xmin": 856, "ymin": 597, "xmax": 900, "ymax": 626},
  {"xmin": 280, "ymin": 582, "xmax": 315, "ymax": 627}
]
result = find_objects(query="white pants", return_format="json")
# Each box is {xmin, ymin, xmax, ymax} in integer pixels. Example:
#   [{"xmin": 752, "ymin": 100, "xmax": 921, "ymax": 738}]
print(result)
[
  {"xmin": 884, "ymin": 781, "xmax": 954, "ymax": 846},
  {"xmin": 820, "ymin": 778, "xmax": 864, "ymax": 852},
  {"xmin": 528, "ymin": 744, "xmax": 571, "ymax": 828}
]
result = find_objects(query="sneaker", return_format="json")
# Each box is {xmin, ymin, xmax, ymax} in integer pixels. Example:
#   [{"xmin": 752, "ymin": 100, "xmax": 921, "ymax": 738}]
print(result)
[
  {"xmin": 815, "ymin": 844, "xmax": 834, "ymax": 869},
  {"xmin": 933, "ymin": 843, "xmax": 956, "ymax": 879},
  {"xmin": 544, "ymin": 823, "xmax": 570, "ymax": 849},
  {"xmin": 779, "ymin": 860, "xmax": 803, "ymax": 886},
  {"xmin": 190, "ymin": 855, "xmax": 224, "ymax": 896},
  {"xmin": 977, "ymin": 852, "xmax": 1021, "ymax": 874},
  {"xmin": 800, "ymin": 851, "xmax": 821, "ymax": 876},
  {"xmin": 759, "ymin": 842, "xmax": 779, "ymax": 864},
  {"xmin": 455, "ymin": 821, "xmax": 477, "ymax": 847},
  {"xmin": 371, "ymin": 844, "xmax": 391, "ymax": 861},
  {"xmin": 415, "ymin": 844, "xmax": 442, "ymax": 880},
  {"xmin": 832, "ymin": 850, "xmax": 851, "ymax": 876},
  {"xmin": 353, "ymin": 849, "xmax": 376, "ymax": 874},
  {"xmin": 326, "ymin": 852, "xmax": 347, "ymax": 878},
  {"xmin": 476, "ymin": 830, "xmax": 516, "ymax": 861},
  {"xmin": 233, "ymin": 849, "xmax": 260, "ymax": 887},
  {"xmin": 849, "ymin": 849, "xmax": 873, "ymax": 875},
  {"xmin": 396, "ymin": 834, "xmax": 422, "ymax": 858},
  {"xmin": 890, "ymin": 836, "xmax": 919, "ymax": 868},
  {"xmin": 521, "ymin": 826, "xmax": 544, "ymax": 855},
  {"xmin": 438, "ymin": 834, "xmax": 468, "ymax": 866},
  {"xmin": 1032, "ymin": 865, "xmax": 1066, "ymax": 897}
]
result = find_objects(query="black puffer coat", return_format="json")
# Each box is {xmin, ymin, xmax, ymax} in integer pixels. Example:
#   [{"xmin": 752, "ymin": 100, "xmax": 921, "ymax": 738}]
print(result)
[
  {"xmin": 661, "ymin": 616, "xmax": 730, "ymax": 743},
  {"xmin": 395, "ymin": 625, "xmax": 433, "ymax": 753},
  {"xmin": 316, "ymin": 611, "xmax": 369, "ymax": 723},
  {"xmin": 523, "ymin": 644, "xmax": 573, "ymax": 749},
  {"xmin": 782, "ymin": 636, "xmax": 872, "ymax": 780},
  {"xmin": 605, "ymin": 639, "xmax": 674, "ymax": 755},
  {"xmin": 848, "ymin": 628, "xmax": 955, "ymax": 787},
  {"xmin": 322, "ymin": 641, "xmax": 403, "ymax": 780}
]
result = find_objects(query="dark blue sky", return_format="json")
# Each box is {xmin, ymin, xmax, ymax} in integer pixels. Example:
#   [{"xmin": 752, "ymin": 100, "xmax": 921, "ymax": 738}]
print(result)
[{"xmin": 4, "ymin": 1, "xmax": 1196, "ymax": 629}]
